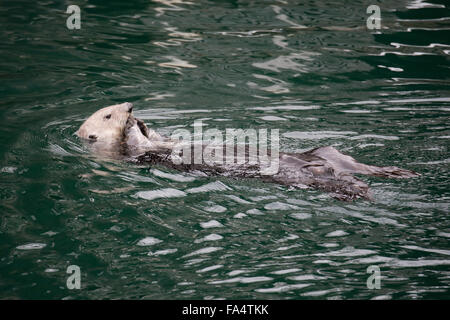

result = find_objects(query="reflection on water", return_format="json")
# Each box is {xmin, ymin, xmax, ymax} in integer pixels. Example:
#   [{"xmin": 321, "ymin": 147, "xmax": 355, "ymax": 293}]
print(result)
[
  {"xmin": 153, "ymin": 0, "xmax": 195, "ymax": 17},
  {"xmin": 0, "ymin": 0, "xmax": 449, "ymax": 299}
]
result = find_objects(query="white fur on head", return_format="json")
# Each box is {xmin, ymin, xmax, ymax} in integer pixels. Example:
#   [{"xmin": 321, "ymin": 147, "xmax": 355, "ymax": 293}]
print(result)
[
  {"xmin": 76, "ymin": 102, "xmax": 133, "ymax": 143},
  {"xmin": 77, "ymin": 102, "xmax": 180, "ymax": 157}
]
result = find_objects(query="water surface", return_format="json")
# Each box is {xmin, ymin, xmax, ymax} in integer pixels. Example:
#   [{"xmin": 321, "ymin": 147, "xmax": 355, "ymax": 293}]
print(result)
[{"xmin": 0, "ymin": 0, "xmax": 449, "ymax": 299}]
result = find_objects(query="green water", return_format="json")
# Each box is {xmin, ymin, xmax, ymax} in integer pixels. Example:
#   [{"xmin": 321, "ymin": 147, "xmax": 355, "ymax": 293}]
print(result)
[{"xmin": 1, "ymin": 0, "xmax": 449, "ymax": 300}]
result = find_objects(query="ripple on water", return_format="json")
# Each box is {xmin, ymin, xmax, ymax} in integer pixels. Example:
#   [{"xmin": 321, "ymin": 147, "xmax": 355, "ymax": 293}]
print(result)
[
  {"xmin": 400, "ymin": 245, "xmax": 450, "ymax": 256},
  {"xmin": 320, "ymin": 207, "xmax": 406, "ymax": 227},
  {"xmin": 386, "ymin": 259, "xmax": 450, "ymax": 268},
  {"xmin": 151, "ymin": 169, "xmax": 196, "ymax": 182},
  {"xmin": 252, "ymin": 105, "xmax": 320, "ymax": 111},
  {"xmin": 283, "ymin": 131, "xmax": 357, "ymax": 140},
  {"xmin": 248, "ymin": 74, "xmax": 290, "ymax": 94},
  {"xmin": 301, "ymin": 288, "xmax": 340, "ymax": 297},
  {"xmin": 16, "ymin": 243, "xmax": 46, "ymax": 250},
  {"xmin": 194, "ymin": 234, "xmax": 223, "ymax": 243},
  {"xmin": 437, "ymin": 232, "xmax": 450, "ymax": 238},
  {"xmin": 148, "ymin": 249, "xmax": 178, "ymax": 256},
  {"xmin": 260, "ymin": 116, "xmax": 287, "ymax": 121},
  {"xmin": 134, "ymin": 188, "xmax": 186, "ymax": 201},
  {"xmin": 255, "ymin": 283, "xmax": 311, "ymax": 293},
  {"xmin": 0, "ymin": 166, "xmax": 17, "ymax": 173},
  {"xmin": 209, "ymin": 276, "xmax": 273, "ymax": 285},
  {"xmin": 288, "ymin": 274, "xmax": 326, "ymax": 281},
  {"xmin": 320, "ymin": 243, "xmax": 340, "ymax": 248},
  {"xmin": 246, "ymin": 208, "xmax": 264, "ymax": 215},
  {"xmin": 276, "ymin": 234, "xmax": 300, "ymax": 243},
  {"xmin": 185, "ymin": 181, "xmax": 232, "ymax": 194},
  {"xmin": 325, "ymin": 230, "xmax": 349, "ymax": 237},
  {"xmin": 270, "ymin": 268, "xmax": 302, "ymax": 275},
  {"xmin": 349, "ymin": 134, "xmax": 399, "ymax": 141},
  {"xmin": 203, "ymin": 205, "xmax": 227, "ymax": 213},
  {"xmin": 197, "ymin": 265, "xmax": 224, "ymax": 273},
  {"xmin": 314, "ymin": 246, "xmax": 376, "ymax": 257},
  {"xmin": 200, "ymin": 220, "xmax": 224, "ymax": 229},
  {"xmin": 290, "ymin": 213, "xmax": 313, "ymax": 220},
  {"xmin": 158, "ymin": 56, "xmax": 197, "ymax": 69},
  {"xmin": 224, "ymin": 195, "xmax": 252, "ymax": 204},
  {"xmin": 137, "ymin": 237, "xmax": 162, "ymax": 246},
  {"xmin": 183, "ymin": 247, "xmax": 222, "ymax": 258},
  {"xmin": 252, "ymin": 52, "xmax": 319, "ymax": 73},
  {"xmin": 264, "ymin": 202, "xmax": 300, "ymax": 210}
]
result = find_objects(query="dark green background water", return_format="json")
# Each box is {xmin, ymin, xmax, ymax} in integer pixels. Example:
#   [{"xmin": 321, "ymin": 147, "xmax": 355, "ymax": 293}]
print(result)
[{"xmin": 0, "ymin": 0, "xmax": 449, "ymax": 299}]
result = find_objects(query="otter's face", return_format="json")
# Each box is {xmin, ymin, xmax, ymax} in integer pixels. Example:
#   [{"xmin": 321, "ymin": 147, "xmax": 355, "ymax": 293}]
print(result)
[{"xmin": 76, "ymin": 102, "xmax": 133, "ymax": 143}]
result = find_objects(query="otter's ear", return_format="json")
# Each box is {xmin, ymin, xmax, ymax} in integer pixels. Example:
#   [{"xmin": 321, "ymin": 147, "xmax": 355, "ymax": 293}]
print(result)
[{"xmin": 88, "ymin": 135, "xmax": 97, "ymax": 141}]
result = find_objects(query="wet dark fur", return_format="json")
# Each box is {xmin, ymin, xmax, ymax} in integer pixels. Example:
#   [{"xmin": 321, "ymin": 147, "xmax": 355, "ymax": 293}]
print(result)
[{"xmin": 130, "ymin": 144, "xmax": 419, "ymax": 201}]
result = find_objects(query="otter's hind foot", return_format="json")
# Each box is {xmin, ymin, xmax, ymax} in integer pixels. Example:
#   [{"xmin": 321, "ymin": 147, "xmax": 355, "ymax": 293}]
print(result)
[{"xmin": 369, "ymin": 166, "xmax": 420, "ymax": 179}]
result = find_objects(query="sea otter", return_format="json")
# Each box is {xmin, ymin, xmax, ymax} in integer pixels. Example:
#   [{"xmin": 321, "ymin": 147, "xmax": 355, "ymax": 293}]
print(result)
[{"xmin": 76, "ymin": 102, "xmax": 419, "ymax": 201}]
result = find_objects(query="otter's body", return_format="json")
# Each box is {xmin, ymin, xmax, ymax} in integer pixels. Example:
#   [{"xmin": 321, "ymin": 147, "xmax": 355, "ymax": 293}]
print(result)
[{"xmin": 76, "ymin": 103, "xmax": 419, "ymax": 201}]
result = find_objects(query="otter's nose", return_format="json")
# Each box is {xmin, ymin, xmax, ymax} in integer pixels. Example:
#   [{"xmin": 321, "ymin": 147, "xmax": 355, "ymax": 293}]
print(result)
[{"xmin": 124, "ymin": 102, "xmax": 133, "ymax": 113}]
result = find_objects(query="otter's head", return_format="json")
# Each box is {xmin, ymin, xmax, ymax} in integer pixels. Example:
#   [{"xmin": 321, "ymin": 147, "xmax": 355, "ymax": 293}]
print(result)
[{"xmin": 76, "ymin": 102, "xmax": 134, "ymax": 143}]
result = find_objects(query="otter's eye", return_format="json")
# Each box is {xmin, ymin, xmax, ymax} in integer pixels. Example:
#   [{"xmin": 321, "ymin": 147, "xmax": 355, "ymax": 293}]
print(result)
[{"xmin": 104, "ymin": 114, "xmax": 111, "ymax": 120}]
